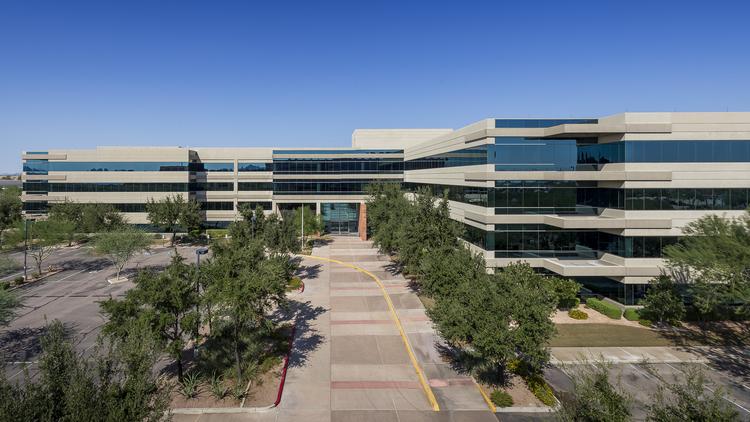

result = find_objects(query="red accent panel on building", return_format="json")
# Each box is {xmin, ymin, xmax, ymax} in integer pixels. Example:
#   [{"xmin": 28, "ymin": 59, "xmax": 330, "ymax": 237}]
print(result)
[{"xmin": 358, "ymin": 202, "xmax": 367, "ymax": 241}]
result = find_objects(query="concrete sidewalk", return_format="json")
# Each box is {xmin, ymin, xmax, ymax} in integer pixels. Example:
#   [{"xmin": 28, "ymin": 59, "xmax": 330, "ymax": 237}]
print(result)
[{"xmin": 551, "ymin": 346, "xmax": 709, "ymax": 364}]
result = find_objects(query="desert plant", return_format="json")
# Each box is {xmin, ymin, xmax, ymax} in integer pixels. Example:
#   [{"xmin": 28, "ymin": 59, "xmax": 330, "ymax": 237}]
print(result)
[
  {"xmin": 490, "ymin": 390, "xmax": 514, "ymax": 407},
  {"xmin": 209, "ymin": 372, "xmax": 229, "ymax": 400},
  {"xmin": 527, "ymin": 374, "xmax": 556, "ymax": 406},
  {"xmin": 286, "ymin": 276, "xmax": 303, "ymax": 292},
  {"xmin": 568, "ymin": 309, "xmax": 588, "ymax": 320},
  {"xmin": 179, "ymin": 372, "xmax": 201, "ymax": 399},
  {"xmin": 231, "ymin": 382, "xmax": 246, "ymax": 401}
]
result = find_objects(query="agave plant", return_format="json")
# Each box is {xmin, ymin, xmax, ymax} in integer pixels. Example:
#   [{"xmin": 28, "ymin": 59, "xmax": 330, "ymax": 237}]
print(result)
[
  {"xmin": 179, "ymin": 372, "xmax": 201, "ymax": 399},
  {"xmin": 209, "ymin": 372, "xmax": 229, "ymax": 400}
]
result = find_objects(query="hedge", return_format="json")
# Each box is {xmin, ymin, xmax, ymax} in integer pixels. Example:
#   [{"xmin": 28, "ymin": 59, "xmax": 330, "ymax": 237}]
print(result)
[
  {"xmin": 586, "ymin": 298, "xmax": 622, "ymax": 320},
  {"xmin": 623, "ymin": 308, "xmax": 640, "ymax": 321},
  {"xmin": 490, "ymin": 390, "xmax": 514, "ymax": 407},
  {"xmin": 638, "ymin": 319, "xmax": 653, "ymax": 327},
  {"xmin": 568, "ymin": 309, "xmax": 588, "ymax": 320}
]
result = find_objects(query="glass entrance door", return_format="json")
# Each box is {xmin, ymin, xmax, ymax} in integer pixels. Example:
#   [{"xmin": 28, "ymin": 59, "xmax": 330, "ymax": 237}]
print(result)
[{"xmin": 321, "ymin": 203, "xmax": 359, "ymax": 235}]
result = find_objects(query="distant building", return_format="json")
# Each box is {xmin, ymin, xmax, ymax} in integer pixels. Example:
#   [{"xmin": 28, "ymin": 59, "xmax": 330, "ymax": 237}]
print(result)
[{"xmin": 21, "ymin": 112, "xmax": 750, "ymax": 304}]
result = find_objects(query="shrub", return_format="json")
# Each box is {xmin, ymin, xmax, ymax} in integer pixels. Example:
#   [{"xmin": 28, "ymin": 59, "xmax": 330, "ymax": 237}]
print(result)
[
  {"xmin": 527, "ymin": 374, "xmax": 556, "ymax": 406},
  {"xmin": 568, "ymin": 309, "xmax": 588, "ymax": 320},
  {"xmin": 286, "ymin": 276, "xmax": 303, "ymax": 292},
  {"xmin": 179, "ymin": 372, "xmax": 201, "ymax": 399},
  {"xmin": 209, "ymin": 372, "xmax": 228, "ymax": 400},
  {"xmin": 586, "ymin": 298, "xmax": 622, "ymax": 320},
  {"xmin": 638, "ymin": 319, "xmax": 653, "ymax": 327},
  {"xmin": 624, "ymin": 308, "xmax": 640, "ymax": 321},
  {"xmin": 490, "ymin": 390, "xmax": 514, "ymax": 407},
  {"xmin": 0, "ymin": 281, "xmax": 8, "ymax": 290},
  {"xmin": 206, "ymin": 229, "xmax": 228, "ymax": 239},
  {"xmin": 13, "ymin": 276, "xmax": 24, "ymax": 285}
]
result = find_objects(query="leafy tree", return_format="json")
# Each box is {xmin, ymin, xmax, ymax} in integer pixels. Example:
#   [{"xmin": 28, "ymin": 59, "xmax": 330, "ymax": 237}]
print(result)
[
  {"xmin": 146, "ymin": 194, "xmax": 201, "ymax": 245},
  {"xmin": 49, "ymin": 202, "xmax": 125, "ymax": 244},
  {"xmin": 420, "ymin": 244, "xmax": 487, "ymax": 299},
  {"xmin": 640, "ymin": 275, "xmax": 685, "ymax": 324},
  {"xmin": 101, "ymin": 253, "xmax": 198, "ymax": 380},
  {"xmin": 204, "ymin": 238, "xmax": 288, "ymax": 381},
  {"xmin": 0, "ymin": 289, "xmax": 19, "ymax": 326},
  {"xmin": 547, "ymin": 277, "xmax": 581, "ymax": 310},
  {"xmin": 645, "ymin": 364, "xmax": 738, "ymax": 422},
  {"xmin": 664, "ymin": 212, "xmax": 750, "ymax": 320},
  {"xmin": 396, "ymin": 187, "xmax": 462, "ymax": 275},
  {"xmin": 557, "ymin": 361, "xmax": 632, "ymax": 422},
  {"xmin": 94, "ymin": 227, "xmax": 152, "ymax": 280},
  {"xmin": 0, "ymin": 319, "xmax": 170, "ymax": 421},
  {"xmin": 262, "ymin": 213, "xmax": 300, "ymax": 255},
  {"xmin": 496, "ymin": 263, "xmax": 558, "ymax": 371},
  {"xmin": 0, "ymin": 186, "xmax": 22, "ymax": 239},
  {"xmin": 230, "ymin": 204, "xmax": 267, "ymax": 244},
  {"xmin": 290, "ymin": 205, "xmax": 322, "ymax": 238},
  {"xmin": 7, "ymin": 218, "xmax": 67, "ymax": 276},
  {"xmin": 366, "ymin": 182, "xmax": 414, "ymax": 255}
]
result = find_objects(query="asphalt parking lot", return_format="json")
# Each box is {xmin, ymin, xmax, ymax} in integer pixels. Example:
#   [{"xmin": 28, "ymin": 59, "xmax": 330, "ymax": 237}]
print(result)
[
  {"xmin": 546, "ymin": 361, "xmax": 750, "ymax": 420},
  {"xmin": 0, "ymin": 244, "xmax": 201, "ymax": 381}
]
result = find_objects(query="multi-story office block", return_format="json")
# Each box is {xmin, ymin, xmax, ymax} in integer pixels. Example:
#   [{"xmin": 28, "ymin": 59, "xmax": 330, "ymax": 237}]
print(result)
[{"xmin": 22, "ymin": 112, "xmax": 750, "ymax": 303}]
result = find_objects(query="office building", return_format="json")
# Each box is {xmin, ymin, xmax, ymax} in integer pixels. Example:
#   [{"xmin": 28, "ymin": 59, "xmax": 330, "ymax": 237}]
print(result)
[{"xmin": 22, "ymin": 112, "xmax": 750, "ymax": 303}]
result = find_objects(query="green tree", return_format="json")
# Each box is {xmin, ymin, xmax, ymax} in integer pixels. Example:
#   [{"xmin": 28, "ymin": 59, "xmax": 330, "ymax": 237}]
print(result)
[
  {"xmin": 0, "ymin": 319, "xmax": 170, "ymax": 421},
  {"xmin": 101, "ymin": 253, "xmax": 198, "ymax": 380},
  {"xmin": 645, "ymin": 365, "xmax": 738, "ymax": 422},
  {"xmin": 557, "ymin": 361, "xmax": 632, "ymax": 422},
  {"xmin": 366, "ymin": 182, "xmax": 413, "ymax": 256},
  {"xmin": 664, "ymin": 212, "xmax": 750, "ymax": 320},
  {"xmin": 0, "ymin": 186, "xmax": 22, "ymax": 243},
  {"xmin": 262, "ymin": 213, "xmax": 300, "ymax": 255},
  {"xmin": 396, "ymin": 187, "xmax": 461, "ymax": 275},
  {"xmin": 204, "ymin": 238, "xmax": 288, "ymax": 381},
  {"xmin": 420, "ymin": 244, "xmax": 487, "ymax": 299},
  {"xmin": 146, "ymin": 194, "xmax": 202, "ymax": 245},
  {"xmin": 640, "ymin": 275, "xmax": 685, "ymax": 324},
  {"xmin": 230, "ymin": 204, "xmax": 267, "ymax": 244},
  {"xmin": 7, "ymin": 219, "xmax": 67, "ymax": 276},
  {"xmin": 290, "ymin": 205, "xmax": 322, "ymax": 238},
  {"xmin": 547, "ymin": 277, "xmax": 581, "ymax": 310},
  {"xmin": 94, "ymin": 227, "xmax": 152, "ymax": 280},
  {"xmin": 49, "ymin": 202, "xmax": 125, "ymax": 244},
  {"xmin": 497, "ymin": 263, "xmax": 558, "ymax": 371}
]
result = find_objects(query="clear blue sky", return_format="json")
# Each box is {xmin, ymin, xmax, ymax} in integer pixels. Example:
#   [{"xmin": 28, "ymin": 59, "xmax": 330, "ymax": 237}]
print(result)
[{"xmin": 2, "ymin": 0, "xmax": 749, "ymax": 173}]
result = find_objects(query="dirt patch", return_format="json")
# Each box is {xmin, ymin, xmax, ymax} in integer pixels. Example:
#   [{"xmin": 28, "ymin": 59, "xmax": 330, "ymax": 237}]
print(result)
[
  {"xmin": 481, "ymin": 374, "xmax": 546, "ymax": 408},
  {"xmin": 170, "ymin": 361, "xmax": 283, "ymax": 409}
]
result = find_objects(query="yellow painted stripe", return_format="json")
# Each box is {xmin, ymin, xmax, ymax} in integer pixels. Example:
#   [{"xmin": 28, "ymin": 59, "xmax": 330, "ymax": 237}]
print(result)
[
  {"xmin": 476, "ymin": 382, "xmax": 497, "ymax": 413},
  {"xmin": 301, "ymin": 254, "xmax": 441, "ymax": 412}
]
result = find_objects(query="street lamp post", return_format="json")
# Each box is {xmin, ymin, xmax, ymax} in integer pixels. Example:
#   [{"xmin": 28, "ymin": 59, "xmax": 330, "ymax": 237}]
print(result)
[
  {"xmin": 23, "ymin": 219, "xmax": 30, "ymax": 281},
  {"xmin": 194, "ymin": 247, "xmax": 209, "ymax": 358}
]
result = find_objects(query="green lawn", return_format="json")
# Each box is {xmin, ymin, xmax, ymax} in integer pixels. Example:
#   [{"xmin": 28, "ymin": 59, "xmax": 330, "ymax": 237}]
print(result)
[
  {"xmin": 551, "ymin": 324, "xmax": 682, "ymax": 347},
  {"xmin": 551, "ymin": 322, "xmax": 750, "ymax": 348}
]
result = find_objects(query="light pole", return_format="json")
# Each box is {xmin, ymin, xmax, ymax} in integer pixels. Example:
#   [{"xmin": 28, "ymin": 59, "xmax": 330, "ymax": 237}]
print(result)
[
  {"xmin": 194, "ymin": 247, "xmax": 209, "ymax": 358},
  {"xmin": 251, "ymin": 212, "xmax": 257, "ymax": 238},
  {"xmin": 23, "ymin": 219, "xmax": 30, "ymax": 281},
  {"xmin": 301, "ymin": 204, "xmax": 304, "ymax": 250}
]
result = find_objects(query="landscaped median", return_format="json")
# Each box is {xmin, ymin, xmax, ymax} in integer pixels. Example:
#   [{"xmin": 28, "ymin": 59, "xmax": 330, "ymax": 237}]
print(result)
[{"xmin": 171, "ymin": 323, "xmax": 297, "ymax": 413}]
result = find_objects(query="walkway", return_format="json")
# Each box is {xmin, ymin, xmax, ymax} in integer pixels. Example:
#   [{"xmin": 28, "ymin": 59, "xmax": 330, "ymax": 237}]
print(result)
[
  {"xmin": 278, "ymin": 236, "xmax": 494, "ymax": 421},
  {"xmin": 174, "ymin": 236, "xmax": 495, "ymax": 421}
]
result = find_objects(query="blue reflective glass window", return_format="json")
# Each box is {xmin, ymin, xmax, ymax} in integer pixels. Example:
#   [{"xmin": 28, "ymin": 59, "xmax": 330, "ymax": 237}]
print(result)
[
  {"xmin": 192, "ymin": 163, "xmax": 234, "ymax": 172},
  {"xmin": 238, "ymin": 162, "xmax": 273, "ymax": 172},
  {"xmin": 23, "ymin": 160, "xmax": 49, "ymax": 175},
  {"xmin": 43, "ymin": 162, "xmax": 188, "ymax": 171}
]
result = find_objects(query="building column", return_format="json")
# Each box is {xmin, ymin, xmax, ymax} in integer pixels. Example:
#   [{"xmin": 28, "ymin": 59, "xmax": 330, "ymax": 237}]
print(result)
[
  {"xmin": 358, "ymin": 202, "xmax": 367, "ymax": 241},
  {"xmin": 315, "ymin": 202, "xmax": 321, "ymax": 215}
]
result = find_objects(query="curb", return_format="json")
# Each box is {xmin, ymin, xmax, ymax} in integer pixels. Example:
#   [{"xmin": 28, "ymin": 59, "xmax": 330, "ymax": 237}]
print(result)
[{"xmin": 271, "ymin": 324, "xmax": 296, "ymax": 407}]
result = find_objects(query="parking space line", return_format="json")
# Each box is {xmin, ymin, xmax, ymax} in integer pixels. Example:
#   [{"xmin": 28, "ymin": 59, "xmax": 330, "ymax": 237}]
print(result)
[{"xmin": 664, "ymin": 362, "xmax": 749, "ymax": 414}]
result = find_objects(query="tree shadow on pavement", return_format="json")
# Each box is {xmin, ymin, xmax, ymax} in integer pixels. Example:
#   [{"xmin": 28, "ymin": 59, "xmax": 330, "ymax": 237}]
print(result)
[
  {"xmin": 295, "ymin": 263, "xmax": 322, "ymax": 281},
  {"xmin": 435, "ymin": 342, "xmax": 512, "ymax": 388},
  {"xmin": 279, "ymin": 300, "xmax": 326, "ymax": 369},
  {"xmin": 0, "ymin": 323, "xmax": 74, "ymax": 363}
]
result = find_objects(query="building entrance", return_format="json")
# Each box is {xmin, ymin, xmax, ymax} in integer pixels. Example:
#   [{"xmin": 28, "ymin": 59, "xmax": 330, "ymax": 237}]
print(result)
[{"xmin": 322, "ymin": 203, "xmax": 359, "ymax": 235}]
